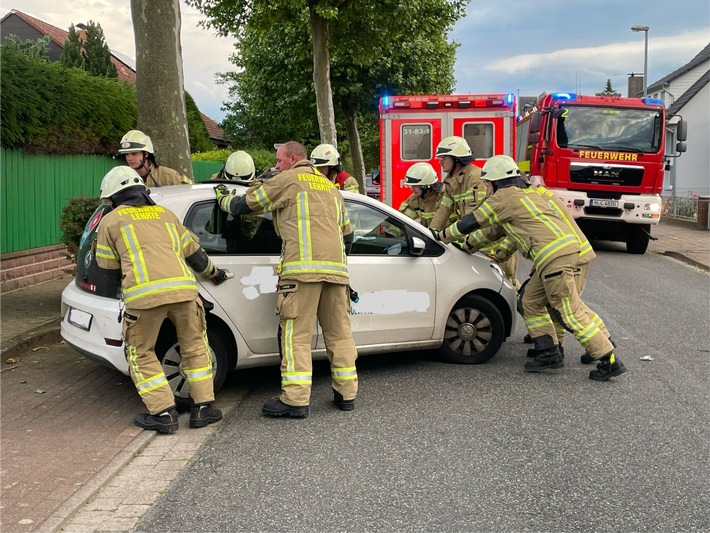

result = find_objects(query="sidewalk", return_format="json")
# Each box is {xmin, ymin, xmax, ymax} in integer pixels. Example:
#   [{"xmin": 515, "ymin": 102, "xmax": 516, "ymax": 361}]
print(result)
[{"xmin": 0, "ymin": 221, "xmax": 708, "ymax": 533}]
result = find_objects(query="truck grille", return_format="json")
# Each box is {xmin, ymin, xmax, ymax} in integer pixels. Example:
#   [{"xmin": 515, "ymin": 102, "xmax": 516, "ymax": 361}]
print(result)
[{"xmin": 570, "ymin": 163, "xmax": 644, "ymax": 186}]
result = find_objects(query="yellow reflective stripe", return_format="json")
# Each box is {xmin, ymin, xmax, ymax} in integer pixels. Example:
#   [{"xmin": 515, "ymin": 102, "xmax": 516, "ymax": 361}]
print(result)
[
  {"xmin": 280, "ymin": 261, "xmax": 349, "ymax": 277},
  {"xmin": 167, "ymin": 223, "xmax": 192, "ymax": 279},
  {"xmin": 344, "ymin": 185, "xmax": 359, "ymax": 192},
  {"xmin": 253, "ymin": 186, "xmax": 272, "ymax": 211},
  {"xmin": 282, "ymin": 318, "xmax": 295, "ymax": 373},
  {"xmin": 96, "ymin": 243, "xmax": 118, "ymax": 260},
  {"xmin": 282, "ymin": 371, "xmax": 312, "ymax": 385},
  {"xmin": 296, "ymin": 192, "xmax": 312, "ymax": 262},
  {"xmin": 477, "ymin": 202, "xmax": 502, "ymax": 226},
  {"xmin": 122, "ymin": 276, "xmax": 198, "ymax": 304},
  {"xmin": 440, "ymin": 196, "xmax": 454, "ymax": 209},
  {"xmin": 184, "ymin": 364, "xmax": 213, "ymax": 382},
  {"xmin": 448, "ymin": 222, "xmax": 465, "ymax": 240},
  {"xmin": 499, "ymin": 238, "xmax": 517, "ymax": 254},
  {"xmin": 561, "ymin": 297, "xmax": 600, "ymax": 342},
  {"xmin": 546, "ymin": 192, "xmax": 593, "ymax": 254},
  {"xmin": 121, "ymin": 224, "xmax": 149, "ymax": 284},
  {"xmin": 332, "ymin": 366, "xmax": 357, "ymax": 380},
  {"xmin": 135, "ymin": 372, "xmax": 169, "ymax": 395},
  {"xmin": 420, "ymin": 211, "xmax": 435, "ymax": 220},
  {"xmin": 127, "ymin": 344, "xmax": 143, "ymax": 381},
  {"xmin": 179, "ymin": 230, "xmax": 193, "ymax": 250},
  {"xmin": 533, "ymin": 235, "xmax": 578, "ymax": 270},
  {"xmin": 521, "ymin": 196, "xmax": 565, "ymax": 238},
  {"xmin": 525, "ymin": 314, "xmax": 554, "ymax": 329},
  {"xmin": 476, "ymin": 190, "xmax": 487, "ymax": 202}
]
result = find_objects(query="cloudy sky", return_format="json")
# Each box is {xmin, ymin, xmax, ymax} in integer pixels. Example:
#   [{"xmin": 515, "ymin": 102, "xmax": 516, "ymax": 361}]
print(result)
[{"xmin": 2, "ymin": 1, "xmax": 709, "ymax": 124}]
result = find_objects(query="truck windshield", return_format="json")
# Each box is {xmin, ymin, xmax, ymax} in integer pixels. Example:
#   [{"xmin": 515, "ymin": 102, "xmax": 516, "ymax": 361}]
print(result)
[{"xmin": 555, "ymin": 106, "xmax": 662, "ymax": 153}]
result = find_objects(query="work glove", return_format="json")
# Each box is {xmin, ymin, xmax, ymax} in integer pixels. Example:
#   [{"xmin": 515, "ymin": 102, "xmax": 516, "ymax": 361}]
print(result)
[
  {"xmin": 430, "ymin": 228, "xmax": 442, "ymax": 241},
  {"xmin": 210, "ymin": 268, "xmax": 230, "ymax": 285},
  {"xmin": 451, "ymin": 241, "xmax": 468, "ymax": 253},
  {"xmin": 214, "ymin": 184, "xmax": 232, "ymax": 210}
]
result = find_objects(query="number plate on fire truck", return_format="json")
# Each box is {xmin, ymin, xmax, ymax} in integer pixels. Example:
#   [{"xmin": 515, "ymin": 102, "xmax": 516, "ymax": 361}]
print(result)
[{"xmin": 589, "ymin": 199, "xmax": 619, "ymax": 208}]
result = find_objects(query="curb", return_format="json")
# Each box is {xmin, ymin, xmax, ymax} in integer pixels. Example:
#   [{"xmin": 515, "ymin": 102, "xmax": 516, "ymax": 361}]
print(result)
[
  {"xmin": 661, "ymin": 251, "xmax": 710, "ymax": 272},
  {"xmin": 0, "ymin": 319, "xmax": 63, "ymax": 359}
]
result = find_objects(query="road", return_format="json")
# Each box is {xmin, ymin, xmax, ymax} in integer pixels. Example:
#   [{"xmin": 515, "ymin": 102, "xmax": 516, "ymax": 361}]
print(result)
[{"xmin": 135, "ymin": 246, "xmax": 710, "ymax": 532}]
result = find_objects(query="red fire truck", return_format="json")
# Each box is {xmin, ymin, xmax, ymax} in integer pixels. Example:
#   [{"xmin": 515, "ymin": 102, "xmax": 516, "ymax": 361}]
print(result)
[
  {"xmin": 379, "ymin": 93, "xmax": 517, "ymax": 209},
  {"xmin": 516, "ymin": 92, "xmax": 687, "ymax": 254}
]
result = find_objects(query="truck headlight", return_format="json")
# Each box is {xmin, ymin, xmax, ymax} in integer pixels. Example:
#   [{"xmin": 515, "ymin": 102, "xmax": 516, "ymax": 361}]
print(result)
[{"xmin": 644, "ymin": 202, "xmax": 661, "ymax": 212}]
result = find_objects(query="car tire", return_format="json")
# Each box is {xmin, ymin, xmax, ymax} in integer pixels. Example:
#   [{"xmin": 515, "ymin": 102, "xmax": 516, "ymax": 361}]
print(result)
[
  {"xmin": 626, "ymin": 225, "xmax": 650, "ymax": 254},
  {"xmin": 155, "ymin": 325, "xmax": 229, "ymax": 411},
  {"xmin": 439, "ymin": 294, "xmax": 505, "ymax": 364}
]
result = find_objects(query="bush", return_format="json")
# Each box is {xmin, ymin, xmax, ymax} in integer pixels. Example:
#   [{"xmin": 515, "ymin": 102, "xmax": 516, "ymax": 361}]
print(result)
[
  {"xmin": 192, "ymin": 147, "xmax": 277, "ymax": 175},
  {"xmin": 59, "ymin": 196, "xmax": 100, "ymax": 271}
]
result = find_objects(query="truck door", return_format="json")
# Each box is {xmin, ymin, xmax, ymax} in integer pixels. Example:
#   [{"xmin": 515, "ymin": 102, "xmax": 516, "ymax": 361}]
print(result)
[{"xmin": 382, "ymin": 115, "xmax": 442, "ymax": 209}]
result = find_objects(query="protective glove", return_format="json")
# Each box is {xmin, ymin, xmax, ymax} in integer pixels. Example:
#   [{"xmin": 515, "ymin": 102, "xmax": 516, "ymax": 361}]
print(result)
[
  {"xmin": 210, "ymin": 268, "xmax": 229, "ymax": 285},
  {"xmin": 430, "ymin": 228, "xmax": 442, "ymax": 241},
  {"xmin": 451, "ymin": 241, "xmax": 468, "ymax": 252},
  {"xmin": 214, "ymin": 184, "xmax": 231, "ymax": 210}
]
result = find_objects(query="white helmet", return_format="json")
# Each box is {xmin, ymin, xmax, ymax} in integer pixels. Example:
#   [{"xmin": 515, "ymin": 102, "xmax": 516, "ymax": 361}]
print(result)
[
  {"xmin": 481, "ymin": 155, "xmax": 522, "ymax": 181},
  {"xmin": 100, "ymin": 166, "xmax": 145, "ymax": 199},
  {"xmin": 223, "ymin": 150, "xmax": 255, "ymax": 180},
  {"xmin": 117, "ymin": 130, "xmax": 154, "ymax": 154},
  {"xmin": 404, "ymin": 162, "xmax": 438, "ymax": 187},
  {"xmin": 310, "ymin": 143, "xmax": 340, "ymax": 167},
  {"xmin": 435, "ymin": 136, "xmax": 472, "ymax": 159}
]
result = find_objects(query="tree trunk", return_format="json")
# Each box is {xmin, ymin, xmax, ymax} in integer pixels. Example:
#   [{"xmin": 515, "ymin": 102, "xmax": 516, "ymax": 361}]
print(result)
[
  {"xmin": 309, "ymin": 7, "xmax": 337, "ymax": 146},
  {"xmin": 130, "ymin": 0, "xmax": 193, "ymax": 181},
  {"xmin": 344, "ymin": 105, "xmax": 365, "ymax": 193}
]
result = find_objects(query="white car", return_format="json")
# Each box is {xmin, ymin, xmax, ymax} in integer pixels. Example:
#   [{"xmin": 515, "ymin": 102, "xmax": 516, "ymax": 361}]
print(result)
[{"xmin": 61, "ymin": 181, "xmax": 517, "ymax": 406}]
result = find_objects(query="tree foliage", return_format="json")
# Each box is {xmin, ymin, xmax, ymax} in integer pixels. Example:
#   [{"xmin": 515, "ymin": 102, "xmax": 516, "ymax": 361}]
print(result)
[
  {"xmin": 185, "ymin": 91, "xmax": 214, "ymax": 153},
  {"xmin": 2, "ymin": 34, "xmax": 51, "ymax": 60},
  {"xmin": 60, "ymin": 21, "xmax": 117, "ymax": 78},
  {"xmin": 597, "ymin": 78, "xmax": 621, "ymax": 97}
]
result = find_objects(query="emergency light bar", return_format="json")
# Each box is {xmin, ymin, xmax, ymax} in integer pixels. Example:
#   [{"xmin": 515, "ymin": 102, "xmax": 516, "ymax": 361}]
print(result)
[
  {"xmin": 642, "ymin": 97, "xmax": 664, "ymax": 106},
  {"xmin": 380, "ymin": 94, "xmax": 516, "ymax": 110},
  {"xmin": 551, "ymin": 92, "xmax": 577, "ymax": 101}
]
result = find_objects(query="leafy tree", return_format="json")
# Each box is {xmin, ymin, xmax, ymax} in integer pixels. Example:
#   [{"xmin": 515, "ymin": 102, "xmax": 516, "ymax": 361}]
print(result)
[
  {"xmin": 597, "ymin": 79, "xmax": 621, "ymax": 97},
  {"xmin": 60, "ymin": 21, "xmax": 117, "ymax": 78},
  {"xmin": 2, "ymin": 34, "xmax": 51, "ymax": 61},
  {"xmin": 185, "ymin": 91, "xmax": 214, "ymax": 153},
  {"xmin": 131, "ymin": 0, "xmax": 193, "ymax": 180}
]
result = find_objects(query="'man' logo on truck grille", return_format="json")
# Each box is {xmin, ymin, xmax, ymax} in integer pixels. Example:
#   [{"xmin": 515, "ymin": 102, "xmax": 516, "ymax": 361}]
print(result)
[{"xmin": 593, "ymin": 168, "xmax": 620, "ymax": 179}]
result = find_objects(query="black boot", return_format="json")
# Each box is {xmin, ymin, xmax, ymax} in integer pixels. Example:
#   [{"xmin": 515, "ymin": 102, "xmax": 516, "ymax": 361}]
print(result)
[
  {"xmin": 589, "ymin": 353, "xmax": 627, "ymax": 381},
  {"xmin": 524, "ymin": 346, "xmax": 564, "ymax": 372},
  {"xmin": 134, "ymin": 406, "xmax": 179, "ymax": 434},
  {"xmin": 333, "ymin": 389, "xmax": 355, "ymax": 411},
  {"xmin": 528, "ymin": 344, "xmax": 565, "ymax": 359},
  {"xmin": 581, "ymin": 338, "xmax": 616, "ymax": 365},
  {"xmin": 523, "ymin": 334, "xmax": 533, "ymax": 344},
  {"xmin": 262, "ymin": 397, "xmax": 310, "ymax": 418},
  {"xmin": 190, "ymin": 403, "xmax": 222, "ymax": 428}
]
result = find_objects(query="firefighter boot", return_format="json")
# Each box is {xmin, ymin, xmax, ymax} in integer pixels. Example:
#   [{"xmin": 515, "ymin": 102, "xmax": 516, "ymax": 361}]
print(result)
[
  {"xmin": 523, "ymin": 334, "xmax": 533, "ymax": 344},
  {"xmin": 262, "ymin": 397, "xmax": 310, "ymax": 418},
  {"xmin": 581, "ymin": 338, "xmax": 616, "ymax": 364},
  {"xmin": 524, "ymin": 346, "xmax": 564, "ymax": 372},
  {"xmin": 527, "ymin": 344, "xmax": 565, "ymax": 359},
  {"xmin": 190, "ymin": 403, "xmax": 222, "ymax": 428},
  {"xmin": 333, "ymin": 389, "xmax": 355, "ymax": 411},
  {"xmin": 589, "ymin": 352, "xmax": 628, "ymax": 381},
  {"xmin": 134, "ymin": 406, "xmax": 179, "ymax": 434}
]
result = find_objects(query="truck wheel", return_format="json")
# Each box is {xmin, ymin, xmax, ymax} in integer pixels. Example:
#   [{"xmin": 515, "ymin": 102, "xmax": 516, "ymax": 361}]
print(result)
[
  {"xmin": 439, "ymin": 294, "xmax": 505, "ymax": 364},
  {"xmin": 155, "ymin": 325, "xmax": 229, "ymax": 411},
  {"xmin": 626, "ymin": 226, "xmax": 650, "ymax": 254}
]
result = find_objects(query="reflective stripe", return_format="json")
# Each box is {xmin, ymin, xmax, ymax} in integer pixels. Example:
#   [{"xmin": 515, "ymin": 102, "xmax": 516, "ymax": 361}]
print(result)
[
  {"xmin": 253, "ymin": 186, "xmax": 273, "ymax": 211},
  {"xmin": 96, "ymin": 243, "xmax": 118, "ymax": 261},
  {"xmin": 477, "ymin": 202, "xmax": 502, "ymax": 226},
  {"xmin": 344, "ymin": 184, "xmax": 359, "ymax": 192},
  {"xmin": 331, "ymin": 366, "xmax": 357, "ymax": 381},
  {"xmin": 167, "ymin": 223, "xmax": 192, "ymax": 278},
  {"xmin": 296, "ymin": 192, "xmax": 312, "ymax": 262},
  {"xmin": 135, "ymin": 371, "xmax": 169, "ymax": 395},
  {"xmin": 440, "ymin": 196, "xmax": 454, "ymax": 209},
  {"xmin": 533, "ymin": 235, "xmax": 578, "ymax": 270},
  {"xmin": 280, "ymin": 261, "xmax": 349, "ymax": 277},
  {"xmin": 184, "ymin": 364, "xmax": 213, "ymax": 382},
  {"xmin": 122, "ymin": 276, "xmax": 198, "ymax": 304},
  {"xmin": 282, "ymin": 371, "xmax": 312, "ymax": 385},
  {"xmin": 127, "ymin": 344, "xmax": 143, "ymax": 381},
  {"xmin": 448, "ymin": 222, "xmax": 465, "ymax": 240},
  {"xmin": 521, "ymin": 196, "xmax": 565, "ymax": 238},
  {"xmin": 121, "ymin": 225, "xmax": 148, "ymax": 284},
  {"xmin": 525, "ymin": 313, "xmax": 554, "ymax": 330},
  {"xmin": 282, "ymin": 318, "xmax": 295, "ymax": 373}
]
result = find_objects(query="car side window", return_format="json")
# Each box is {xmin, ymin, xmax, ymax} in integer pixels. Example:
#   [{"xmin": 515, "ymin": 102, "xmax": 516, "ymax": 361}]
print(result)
[
  {"xmin": 346, "ymin": 201, "xmax": 410, "ymax": 256},
  {"xmin": 184, "ymin": 201, "xmax": 282, "ymax": 255}
]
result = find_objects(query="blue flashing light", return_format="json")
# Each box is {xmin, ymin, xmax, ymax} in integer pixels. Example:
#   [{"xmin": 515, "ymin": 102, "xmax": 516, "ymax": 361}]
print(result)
[
  {"xmin": 551, "ymin": 92, "xmax": 577, "ymax": 101},
  {"xmin": 381, "ymin": 95, "xmax": 390, "ymax": 108},
  {"xmin": 642, "ymin": 97, "xmax": 664, "ymax": 106},
  {"xmin": 506, "ymin": 93, "xmax": 515, "ymax": 105}
]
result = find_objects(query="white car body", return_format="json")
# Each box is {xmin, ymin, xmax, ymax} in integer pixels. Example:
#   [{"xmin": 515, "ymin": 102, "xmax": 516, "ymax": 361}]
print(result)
[{"xmin": 61, "ymin": 182, "xmax": 516, "ymax": 400}]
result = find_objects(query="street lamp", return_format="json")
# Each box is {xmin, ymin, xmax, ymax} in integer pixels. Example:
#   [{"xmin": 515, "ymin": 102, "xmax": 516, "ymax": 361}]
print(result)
[{"xmin": 631, "ymin": 25, "xmax": 650, "ymax": 97}]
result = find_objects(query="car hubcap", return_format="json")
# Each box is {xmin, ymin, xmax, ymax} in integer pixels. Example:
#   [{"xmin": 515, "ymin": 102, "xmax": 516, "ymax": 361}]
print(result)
[
  {"xmin": 444, "ymin": 306, "xmax": 493, "ymax": 356},
  {"xmin": 161, "ymin": 344, "xmax": 217, "ymax": 400}
]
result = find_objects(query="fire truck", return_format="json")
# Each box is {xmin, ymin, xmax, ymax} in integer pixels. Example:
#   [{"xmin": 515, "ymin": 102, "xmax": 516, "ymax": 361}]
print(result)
[
  {"xmin": 379, "ymin": 93, "xmax": 517, "ymax": 209},
  {"xmin": 516, "ymin": 92, "xmax": 687, "ymax": 254}
]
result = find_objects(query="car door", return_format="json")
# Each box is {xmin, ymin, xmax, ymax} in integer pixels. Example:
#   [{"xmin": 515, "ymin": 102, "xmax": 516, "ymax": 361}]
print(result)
[
  {"xmin": 316, "ymin": 198, "xmax": 437, "ymax": 350},
  {"xmin": 183, "ymin": 200, "xmax": 318, "ymax": 356}
]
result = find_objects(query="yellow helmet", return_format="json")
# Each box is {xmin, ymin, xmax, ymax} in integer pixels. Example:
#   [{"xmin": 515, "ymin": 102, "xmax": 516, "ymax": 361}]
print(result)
[
  {"xmin": 481, "ymin": 155, "xmax": 521, "ymax": 181},
  {"xmin": 117, "ymin": 130, "xmax": 154, "ymax": 154},
  {"xmin": 224, "ymin": 150, "xmax": 255, "ymax": 180},
  {"xmin": 310, "ymin": 143, "xmax": 340, "ymax": 167},
  {"xmin": 100, "ymin": 166, "xmax": 145, "ymax": 199},
  {"xmin": 435, "ymin": 136, "xmax": 472, "ymax": 159},
  {"xmin": 404, "ymin": 162, "xmax": 438, "ymax": 187}
]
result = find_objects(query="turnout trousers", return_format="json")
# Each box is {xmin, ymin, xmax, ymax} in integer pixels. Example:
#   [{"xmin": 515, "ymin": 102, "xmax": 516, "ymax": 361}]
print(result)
[
  {"xmin": 122, "ymin": 299, "xmax": 215, "ymax": 414},
  {"xmin": 522, "ymin": 254, "xmax": 614, "ymax": 359},
  {"xmin": 277, "ymin": 280, "xmax": 358, "ymax": 406}
]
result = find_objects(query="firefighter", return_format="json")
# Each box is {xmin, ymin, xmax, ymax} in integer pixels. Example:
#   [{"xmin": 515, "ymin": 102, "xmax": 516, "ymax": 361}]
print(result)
[
  {"xmin": 215, "ymin": 141, "xmax": 358, "ymax": 417},
  {"xmin": 95, "ymin": 166, "xmax": 229, "ymax": 434},
  {"xmin": 117, "ymin": 130, "xmax": 192, "ymax": 187},
  {"xmin": 310, "ymin": 143, "xmax": 360, "ymax": 193},
  {"xmin": 437, "ymin": 155, "xmax": 627, "ymax": 381},
  {"xmin": 211, "ymin": 150, "xmax": 256, "ymax": 181},
  {"xmin": 398, "ymin": 162, "xmax": 443, "ymax": 228}
]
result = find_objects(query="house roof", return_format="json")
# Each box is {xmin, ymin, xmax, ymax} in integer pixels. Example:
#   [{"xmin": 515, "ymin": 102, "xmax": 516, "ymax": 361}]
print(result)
[
  {"xmin": 667, "ymin": 70, "xmax": 710, "ymax": 117},
  {"xmin": 200, "ymin": 112, "xmax": 227, "ymax": 144},
  {"xmin": 647, "ymin": 43, "xmax": 710, "ymax": 92}
]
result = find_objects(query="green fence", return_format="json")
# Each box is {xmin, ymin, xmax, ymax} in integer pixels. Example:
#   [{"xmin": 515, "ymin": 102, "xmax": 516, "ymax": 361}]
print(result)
[{"xmin": 1, "ymin": 149, "xmax": 223, "ymax": 254}]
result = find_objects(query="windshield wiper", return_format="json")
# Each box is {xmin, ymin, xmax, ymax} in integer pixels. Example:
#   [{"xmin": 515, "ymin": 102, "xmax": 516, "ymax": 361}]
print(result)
[{"xmin": 569, "ymin": 144, "xmax": 603, "ymax": 151}]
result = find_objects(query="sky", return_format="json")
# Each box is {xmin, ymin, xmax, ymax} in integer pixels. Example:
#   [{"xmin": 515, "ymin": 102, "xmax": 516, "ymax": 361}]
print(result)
[{"xmin": 2, "ymin": 1, "xmax": 709, "ymax": 124}]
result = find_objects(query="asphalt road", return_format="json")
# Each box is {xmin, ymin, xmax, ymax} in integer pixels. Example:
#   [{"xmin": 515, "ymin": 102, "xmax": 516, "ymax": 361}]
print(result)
[{"xmin": 137, "ymin": 246, "xmax": 710, "ymax": 533}]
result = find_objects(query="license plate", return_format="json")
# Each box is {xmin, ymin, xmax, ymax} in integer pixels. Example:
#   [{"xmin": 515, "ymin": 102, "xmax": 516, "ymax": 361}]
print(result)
[
  {"xmin": 67, "ymin": 308, "xmax": 92, "ymax": 331},
  {"xmin": 590, "ymin": 199, "xmax": 619, "ymax": 208}
]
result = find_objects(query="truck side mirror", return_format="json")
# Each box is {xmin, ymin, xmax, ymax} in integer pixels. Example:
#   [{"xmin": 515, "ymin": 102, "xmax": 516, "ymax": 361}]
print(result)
[
  {"xmin": 528, "ymin": 133, "xmax": 539, "ymax": 144},
  {"xmin": 676, "ymin": 141, "xmax": 687, "ymax": 153},
  {"xmin": 530, "ymin": 112, "xmax": 541, "ymax": 134},
  {"xmin": 676, "ymin": 119, "xmax": 687, "ymax": 142}
]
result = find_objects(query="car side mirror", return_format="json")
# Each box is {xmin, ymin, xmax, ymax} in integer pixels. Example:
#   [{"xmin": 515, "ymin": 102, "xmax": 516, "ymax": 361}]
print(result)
[{"xmin": 411, "ymin": 236, "xmax": 426, "ymax": 256}]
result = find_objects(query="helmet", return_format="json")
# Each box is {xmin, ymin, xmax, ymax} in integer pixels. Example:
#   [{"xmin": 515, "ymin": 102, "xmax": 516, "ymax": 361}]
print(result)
[
  {"xmin": 310, "ymin": 143, "xmax": 340, "ymax": 167},
  {"xmin": 404, "ymin": 162, "xmax": 438, "ymax": 187},
  {"xmin": 100, "ymin": 166, "xmax": 145, "ymax": 199},
  {"xmin": 117, "ymin": 130, "xmax": 154, "ymax": 154},
  {"xmin": 435, "ymin": 136, "xmax": 472, "ymax": 159},
  {"xmin": 481, "ymin": 155, "xmax": 522, "ymax": 181},
  {"xmin": 223, "ymin": 150, "xmax": 255, "ymax": 180}
]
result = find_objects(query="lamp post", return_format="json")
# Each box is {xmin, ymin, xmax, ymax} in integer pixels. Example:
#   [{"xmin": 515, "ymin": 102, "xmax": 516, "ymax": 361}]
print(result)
[{"xmin": 631, "ymin": 25, "xmax": 649, "ymax": 97}]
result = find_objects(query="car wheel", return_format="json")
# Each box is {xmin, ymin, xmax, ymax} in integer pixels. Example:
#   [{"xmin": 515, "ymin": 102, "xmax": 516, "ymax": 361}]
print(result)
[
  {"xmin": 155, "ymin": 326, "xmax": 229, "ymax": 411},
  {"xmin": 626, "ymin": 225, "xmax": 650, "ymax": 254},
  {"xmin": 439, "ymin": 294, "xmax": 505, "ymax": 364}
]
